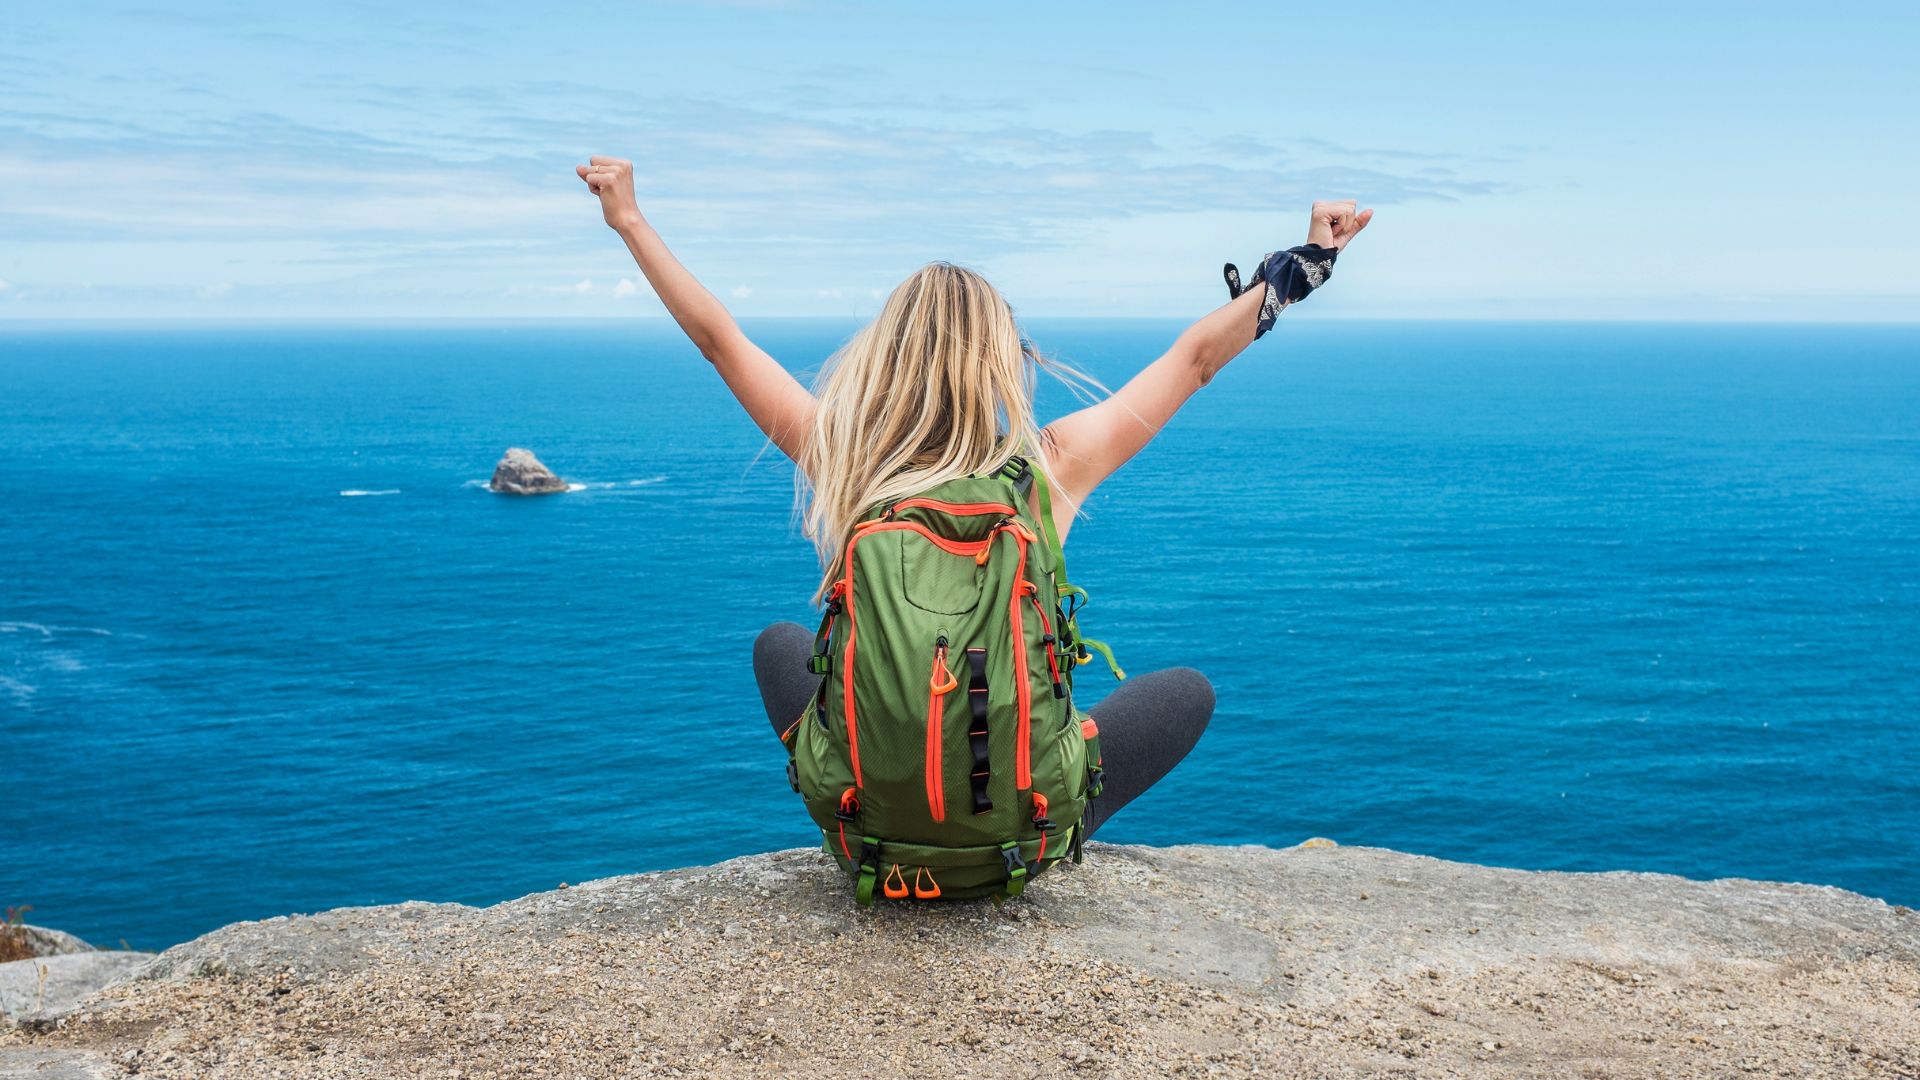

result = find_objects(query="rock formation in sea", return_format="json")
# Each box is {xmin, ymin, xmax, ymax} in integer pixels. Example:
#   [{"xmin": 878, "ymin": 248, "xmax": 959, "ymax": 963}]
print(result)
[
  {"xmin": 487, "ymin": 448, "xmax": 568, "ymax": 495},
  {"xmin": 4, "ymin": 842, "xmax": 1916, "ymax": 1078}
]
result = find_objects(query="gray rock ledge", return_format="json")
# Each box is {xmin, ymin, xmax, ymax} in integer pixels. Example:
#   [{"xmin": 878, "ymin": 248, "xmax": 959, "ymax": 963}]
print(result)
[
  {"xmin": 3, "ymin": 842, "xmax": 1916, "ymax": 1078},
  {"xmin": 0, "ymin": 953, "xmax": 155, "ymax": 1030}
]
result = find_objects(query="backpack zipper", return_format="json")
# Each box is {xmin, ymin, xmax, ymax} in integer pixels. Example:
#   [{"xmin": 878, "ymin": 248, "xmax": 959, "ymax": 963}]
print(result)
[
  {"xmin": 925, "ymin": 634, "xmax": 957, "ymax": 822},
  {"xmin": 1001, "ymin": 519, "xmax": 1038, "ymax": 789},
  {"xmin": 889, "ymin": 498, "xmax": 1017, "ymax": 518},
  {"xmin": 840, "ymin": 521, "xmax": 997, "ymax": 790}
]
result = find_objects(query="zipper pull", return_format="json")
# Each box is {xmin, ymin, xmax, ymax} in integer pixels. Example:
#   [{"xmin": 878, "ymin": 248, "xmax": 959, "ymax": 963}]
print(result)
[
  {"xmin": 929, "ymin": 636, "xmax": 957, "ymax": 695},
  {"xmin": 882, "ymin": 863, "xmax": 909, "ymax": 900},
  {"xmin": 913, "ymin": 866, "xmax": 942, "ymax": 900}
]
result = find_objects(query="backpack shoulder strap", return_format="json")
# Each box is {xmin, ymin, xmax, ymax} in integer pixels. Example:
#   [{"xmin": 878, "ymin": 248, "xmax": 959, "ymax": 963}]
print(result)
[
  {"xmin": 1029, "ymin": 461, "xmax": 1066, "ymax": 580},
  {"xmin": 998, "ymin": 454, "xmax": 1067, "ymax": 582}
]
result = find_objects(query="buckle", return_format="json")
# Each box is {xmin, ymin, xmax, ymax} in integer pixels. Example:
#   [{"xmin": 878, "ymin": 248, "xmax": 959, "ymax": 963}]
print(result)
[
  {"xmin": 808, "ymin": 654, "xmax": 831, "ymax": 675},
  {"xmin": 1000, "ymin": 842, "xmax": 1027, "ymax": 876},
  {"xmin": 1032, "ymin": 815, "xmax": 1056, "ymax": 834},
  {"xmin": 1087, "ymin": 765, "xmax": 1105, "ymax": 798},
  {"xmin": 785, "ymin": 759, "xmax": 799, "ymax": 792},
  {"xmin": 859, "ymin": 838, "xmax": 881, "ymax": 867}
]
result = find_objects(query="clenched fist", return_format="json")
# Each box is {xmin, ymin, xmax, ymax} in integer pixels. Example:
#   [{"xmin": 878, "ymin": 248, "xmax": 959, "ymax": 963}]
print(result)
[
  {"xmin": 1305, "ymin": 200, "xmax": 1373, "ymax": 251},
  {"xmin": 576, "ymin": 156, "xmax": 641, "ymax": 232}
]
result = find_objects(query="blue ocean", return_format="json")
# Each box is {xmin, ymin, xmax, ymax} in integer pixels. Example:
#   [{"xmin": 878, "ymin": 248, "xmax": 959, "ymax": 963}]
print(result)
[{"xmin": 4, "ymin": 319, "xmax": 1917, "ymax": 950}]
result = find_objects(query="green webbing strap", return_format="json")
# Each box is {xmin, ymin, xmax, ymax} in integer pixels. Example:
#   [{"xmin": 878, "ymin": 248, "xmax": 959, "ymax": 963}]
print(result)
[
  {"xmin": 809, "ymin": 601, "xmax": 837, "ymax": 726},
  {"xmin": 999, "ymin": 840, "xmax": 1028, "ymax": 899},
  {"xmin": 855, "ymin": 835, "xmax": 881, "ymax": 907},
  {"xmin": 1076, "ymin": 636, "xmax": 1126, "ymax": 681},
  {"xmin": 1030, "ymin": 462, "xmax": 1068, "ymax": 581}
]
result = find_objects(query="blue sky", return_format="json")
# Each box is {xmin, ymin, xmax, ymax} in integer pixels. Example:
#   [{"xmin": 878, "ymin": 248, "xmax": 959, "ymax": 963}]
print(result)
[{"xmin": 2, "ymin": 1, "xmax": 1915, "ymax": 320}]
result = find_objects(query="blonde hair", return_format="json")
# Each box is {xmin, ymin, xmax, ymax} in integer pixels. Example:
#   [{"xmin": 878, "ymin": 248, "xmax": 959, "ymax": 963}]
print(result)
[{"xmin": 797, "ymin": 261, "xmax": 1099, "ymax": 604}]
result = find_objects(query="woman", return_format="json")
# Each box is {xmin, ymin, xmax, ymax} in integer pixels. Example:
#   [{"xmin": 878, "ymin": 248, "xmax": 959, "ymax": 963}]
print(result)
[{"xmin": 577, "ymin": 155, "xmax": 1371, "ymax": 887}]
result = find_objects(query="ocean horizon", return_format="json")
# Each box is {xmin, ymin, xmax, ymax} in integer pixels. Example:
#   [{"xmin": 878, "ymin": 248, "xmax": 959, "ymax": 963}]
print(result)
[{"xmin": 5, "ymin": 317, "xmax": 1917, "ymax": 950}]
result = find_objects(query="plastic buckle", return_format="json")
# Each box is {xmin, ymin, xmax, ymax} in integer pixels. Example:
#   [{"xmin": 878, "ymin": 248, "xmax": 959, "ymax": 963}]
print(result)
[
  {"xmin": 1087, "ymin": 765, "xmax": 1105, "ymax": 799},
  {"xmin": 1032, "ymin": 815, "xmax": 1057, "ymax": 834},
  {"xmin": 785, "ymin": 759, "xmax": 799, "ymax": 792},
  {"xmin": 808, "ymin": 654, "xmax": 831, "ymax": 675},
  {"xmin": 859, "ymin": 837, "xmax": 881, "ymax": 867},
  {"xmin": 835, "ymin": 801, "xmax": 860, "ymax": 824},
  {"xmin": 1000, "ymin": 841, "xmax": 1027, "ymax": 877}
]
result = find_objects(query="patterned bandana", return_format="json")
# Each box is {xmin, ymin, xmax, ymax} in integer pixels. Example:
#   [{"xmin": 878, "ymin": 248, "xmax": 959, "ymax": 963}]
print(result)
[{"xmin": 1222, "ymin": 243, "xmax": 1339, "ymax": 339}]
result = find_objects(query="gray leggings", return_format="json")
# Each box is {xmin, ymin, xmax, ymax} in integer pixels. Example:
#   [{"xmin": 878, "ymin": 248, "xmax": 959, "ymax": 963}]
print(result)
[{"xmin": 752, "ymin": 621, "xmax": 1213, "ymax": 838}]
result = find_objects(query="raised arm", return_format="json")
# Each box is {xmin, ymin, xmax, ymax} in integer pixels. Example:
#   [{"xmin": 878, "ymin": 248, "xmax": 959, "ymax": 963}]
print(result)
[
  {"xmin": 1039, "ymin": 200, "xmax": 1373, "ymax": 540},
  {"xmin": 577, "ymin": 156, "xmax": 816, "ymax": 462}
]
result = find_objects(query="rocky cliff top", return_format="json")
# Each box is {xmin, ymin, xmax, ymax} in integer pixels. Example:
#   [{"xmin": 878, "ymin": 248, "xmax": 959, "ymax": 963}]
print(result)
[{"xmin": 5, "ymin": 841, "xmax": 1917, "ymax": 1078}]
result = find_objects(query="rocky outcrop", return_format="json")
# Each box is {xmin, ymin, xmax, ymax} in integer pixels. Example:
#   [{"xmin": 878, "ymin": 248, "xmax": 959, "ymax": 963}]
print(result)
[
  {"xmin": 0, "ymin": 926, "xmax": 93, "ymax": 962},
  {"xmin": 3, "ymin": 842, "xmax": 1917, "ymax": 1078},
  {"xmin": 487, "ymin": 447, "xmax": 568, "ymax": 495},
  {"xmin": 0, "ymin": 953, "xmax": 153, "ymax": 1031},
  {"xmin": 0, "ymin": 925, "xmax": 154, "ymax": 1037}
]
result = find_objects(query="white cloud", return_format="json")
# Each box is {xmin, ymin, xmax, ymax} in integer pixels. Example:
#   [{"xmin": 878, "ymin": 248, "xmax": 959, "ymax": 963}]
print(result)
[
  {"xmin": 0, "ymin": 278, "xmax": 10, "ymax": 292},
  {"xmin": 0, "ymin": 83, "xmax": 1522, "ymax": 316},
  {"xmin": 196, "ymin": 281, "xmax": 233, "ymax": 298}
]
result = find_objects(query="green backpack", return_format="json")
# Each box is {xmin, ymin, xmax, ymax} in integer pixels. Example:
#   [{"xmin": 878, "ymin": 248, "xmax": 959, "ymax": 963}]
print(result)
[{"xmin": 780, "ymin": 455, "xmax": 1122, "ymax": 904}]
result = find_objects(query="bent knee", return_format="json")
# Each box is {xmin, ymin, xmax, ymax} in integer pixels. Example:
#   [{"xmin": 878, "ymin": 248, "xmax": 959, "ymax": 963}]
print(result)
[
  {"xmin": 753, "ymin": 620, "xmax": 812, "ymax": 668},
  {"xmin": 1153, "ymin": 666, "xmax": 1216, "ymax": 714}
]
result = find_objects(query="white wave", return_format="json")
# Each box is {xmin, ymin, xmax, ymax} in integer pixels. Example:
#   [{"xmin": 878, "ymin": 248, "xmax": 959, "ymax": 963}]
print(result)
[
  {"xmin": 340, "ymin": 489, "xmax": 402, "ymax": 497},
  {"xmin": 462, "ymin": 476, "xmax": 666, "ymax": 493},
  {"xmin": 569, "ymin": 476, "xmax": 670, "ymax": 491},
  {"xmin": 0, "ymin": 622, "xmax": 113, "ymax": 638},
  {"xmin": 0, "ymin": 675, "xmax": 35, "ymax": 707}
]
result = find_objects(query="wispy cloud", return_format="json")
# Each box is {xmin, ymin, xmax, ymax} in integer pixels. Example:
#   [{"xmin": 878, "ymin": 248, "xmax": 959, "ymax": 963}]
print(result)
[
  {"xmin": 0, "ymin": 75, "xmax": 1507, "ymax": 316},
  {"xmin": 1, "ymin": 91, "xmax": 1502, "ymax": 249}
]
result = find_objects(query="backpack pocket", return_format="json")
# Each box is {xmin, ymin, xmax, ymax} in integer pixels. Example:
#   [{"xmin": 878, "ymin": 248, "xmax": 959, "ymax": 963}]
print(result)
[
  {"xmin": 1027, "ymin": 704, "xmax": 1091, "ymax": 827},
  {"xmin": 898, "ymin": 532, "xmax": 988, "ymax": 615}
]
